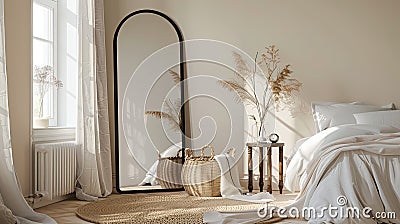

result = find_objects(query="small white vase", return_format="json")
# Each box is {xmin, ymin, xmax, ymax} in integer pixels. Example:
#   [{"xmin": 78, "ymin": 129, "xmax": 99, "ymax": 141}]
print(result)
[{"xmin": 33, "ymin": 118, "xmax": 49, "ymax": 128}]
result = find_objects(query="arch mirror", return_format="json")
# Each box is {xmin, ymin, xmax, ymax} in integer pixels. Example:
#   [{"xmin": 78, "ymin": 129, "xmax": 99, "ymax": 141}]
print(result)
[{"xmin": 113, "ymin": 10, "xmax": 187, "ymax": 193}]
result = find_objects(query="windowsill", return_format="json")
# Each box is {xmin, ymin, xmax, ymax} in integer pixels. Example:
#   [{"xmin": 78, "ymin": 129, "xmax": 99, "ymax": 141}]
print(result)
[
  {"xmin": 32, "ymin": 127, "xmax": 76, "ymax": 143},
  {"xmin": 33, "ymin": 126, "xmax": 75, "ymax": 130}
]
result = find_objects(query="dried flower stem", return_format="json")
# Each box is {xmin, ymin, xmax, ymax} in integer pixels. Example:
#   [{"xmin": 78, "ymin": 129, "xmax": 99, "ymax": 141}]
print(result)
[
  {"xmin": 145, "ymin": 69, "xmax": 183, "ymax": 132},
  {"xmin": 33, "ymin": 65, "xmax": 63, "ymax": 118},
  {"xmin": 219, "ymin": 45, "xmax": 302, "ymax": 136}
]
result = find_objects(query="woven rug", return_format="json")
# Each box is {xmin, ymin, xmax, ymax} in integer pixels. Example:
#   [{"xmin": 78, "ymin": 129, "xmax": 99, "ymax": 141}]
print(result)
[{"xmin": 76, "ymin": 192, "xmax": 291, "ymax": 224}]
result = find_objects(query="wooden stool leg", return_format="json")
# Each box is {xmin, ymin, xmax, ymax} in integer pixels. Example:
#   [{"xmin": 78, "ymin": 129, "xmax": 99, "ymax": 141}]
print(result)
[
  {"xmin": 267, "ymin": 146, "xmax": 272, "ymax": 194},
  {"xmin": 279, "ymin": 146, "xmax": 284, "ymax": 194},
  {"xmin": 248, "ymin": 146, "xmax": 253, "ymax": 193},
  {"xmin": 259, "ymin": 147, "xmax": 264, "ymax": 192}
]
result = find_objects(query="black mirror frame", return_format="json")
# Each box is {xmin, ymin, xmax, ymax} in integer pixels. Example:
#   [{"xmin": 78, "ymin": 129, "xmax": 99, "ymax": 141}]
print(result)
[{"xmin": 113, "ymin": 9, "xmax": 186, "ymax": 194}]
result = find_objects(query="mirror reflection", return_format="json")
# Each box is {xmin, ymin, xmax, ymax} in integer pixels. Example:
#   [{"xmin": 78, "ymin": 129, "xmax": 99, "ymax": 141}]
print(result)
[{"xmin": 114, "ymin": 11, "xmax": 186, "ymax": 192}]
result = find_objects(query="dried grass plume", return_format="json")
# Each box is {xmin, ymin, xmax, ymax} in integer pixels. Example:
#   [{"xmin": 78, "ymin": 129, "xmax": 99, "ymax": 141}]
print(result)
[
  {"xmin": 145, "ymin": 70, "xmax": 182, "ymax": 132},
  {"xmin": 218, "ymin": 45, "xmax": 303, "ymax": 134}
]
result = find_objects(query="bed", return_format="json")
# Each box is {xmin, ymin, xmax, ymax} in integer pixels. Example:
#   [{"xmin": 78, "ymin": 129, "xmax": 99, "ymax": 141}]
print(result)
[{"xmin": 284, "ymin": 102, "xmax": 400, "ymax": 223}]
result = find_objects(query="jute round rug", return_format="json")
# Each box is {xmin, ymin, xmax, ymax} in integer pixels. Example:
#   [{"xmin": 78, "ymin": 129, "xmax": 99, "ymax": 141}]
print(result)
[{"xmin": 76, "ymin": 192, "xmax": 286, "ymax": 224}]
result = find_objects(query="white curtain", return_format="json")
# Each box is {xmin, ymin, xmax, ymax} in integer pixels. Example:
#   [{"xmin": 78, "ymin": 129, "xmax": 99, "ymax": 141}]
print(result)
[
  {"xmin": 76, "ymin": 0, "xmax": 112, "ymax": 198},
  {"xmin": 0, "ymin": 0, "xmax": 55, "ymax": 223}
]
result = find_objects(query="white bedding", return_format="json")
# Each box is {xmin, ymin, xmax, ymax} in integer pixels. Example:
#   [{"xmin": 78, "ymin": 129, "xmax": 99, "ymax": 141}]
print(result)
[
  {"xmin": 285, "ymin": 124, "xmax": 400, "ymax": 192},
  {"xmin": 285, "ymin": 124, "xmax": 400, "ymax": 223},
  {"xmin": 203, "ymin": 124, "xmax": 400, "ymax": 223}
]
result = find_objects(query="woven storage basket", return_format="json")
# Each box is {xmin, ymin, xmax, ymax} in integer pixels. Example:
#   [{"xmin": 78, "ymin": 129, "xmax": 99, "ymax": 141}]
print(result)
[
  {"xmin": 157, "ymin": 149, "xmax": 183, "ymax": 189},
  {"xmin": 181, "ymin": 145, "xmax": 221, "ymax": 197}
]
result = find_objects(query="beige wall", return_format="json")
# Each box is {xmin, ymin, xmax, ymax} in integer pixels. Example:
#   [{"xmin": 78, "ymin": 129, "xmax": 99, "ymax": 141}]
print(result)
[
  {"xmin": 4, "ymin": 0, "xmax": 31, "ymax": 195},
  {"xmin": 104, "ymin": 0, "xmax": 400, "ymax": 186},
  {"xmin": 160, "ymin": 0, "xmax": 400, "ymax": 139},
  {"xmin": 4, "ymin": 0, "xmax": 400, "ymax": 195}
]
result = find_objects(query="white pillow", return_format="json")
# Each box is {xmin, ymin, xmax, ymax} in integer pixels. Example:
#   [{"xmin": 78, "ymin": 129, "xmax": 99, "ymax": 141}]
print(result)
[
  {"xmin": 311, "ymin": 102, "xmax": 359, "ymax": 132},
  {"xmin": 312, "ymin": 102, "xmax": 394, "ymax": 132},
  {"xmin": 354, "ymin": 110, "xmax": 400, "ymax": 129}
]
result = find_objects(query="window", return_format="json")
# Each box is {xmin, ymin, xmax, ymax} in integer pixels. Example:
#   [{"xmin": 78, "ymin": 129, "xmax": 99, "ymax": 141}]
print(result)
[
  {"xmin": 32, "ymin": 0, "xmax": 78, "ymax": 129},
  {"xmin": 33, "ymin": 0, "xmax": 57, "ymax": 126}
]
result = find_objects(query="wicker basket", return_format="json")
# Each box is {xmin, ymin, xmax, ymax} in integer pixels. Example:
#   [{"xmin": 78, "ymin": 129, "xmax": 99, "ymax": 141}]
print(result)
[
  {"xmin": 181, "ymin": 145, "xmax": 221, "ymax": 197},
  {"xmin": 157, "ymin": 149, "xmax": 183, "ymax": 189}
]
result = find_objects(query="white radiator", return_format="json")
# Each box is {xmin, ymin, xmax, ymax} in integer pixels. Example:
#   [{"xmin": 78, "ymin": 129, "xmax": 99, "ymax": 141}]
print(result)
[{"xmin": 34, "ymin": 142, "xmax": 79, "ymax": 200}]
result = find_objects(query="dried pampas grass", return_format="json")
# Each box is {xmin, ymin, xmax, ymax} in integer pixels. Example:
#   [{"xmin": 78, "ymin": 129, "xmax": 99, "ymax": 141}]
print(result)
[
  {"xmin": 218, "ymin": 45, "xmax": 302, "ymax": 133},
  {"xmin": 145, "ymin": 70, "xmax": 182, "ymax": 132}
]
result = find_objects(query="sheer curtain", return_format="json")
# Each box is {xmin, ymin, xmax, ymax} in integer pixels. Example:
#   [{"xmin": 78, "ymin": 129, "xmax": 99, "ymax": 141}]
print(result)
[
  {"xmin": 76, "ymin": 0, "xmax": 112, "ymax": 198},
  {"xmin": 0, "ymin": 0, "xmax": 55, "ymax": 223}
]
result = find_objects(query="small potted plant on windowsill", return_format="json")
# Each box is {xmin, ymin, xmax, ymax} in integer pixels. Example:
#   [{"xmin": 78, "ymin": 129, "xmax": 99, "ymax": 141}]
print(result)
[{"xmin": 33, "ymin": 65, "xmax": 63, "ymax": 128}]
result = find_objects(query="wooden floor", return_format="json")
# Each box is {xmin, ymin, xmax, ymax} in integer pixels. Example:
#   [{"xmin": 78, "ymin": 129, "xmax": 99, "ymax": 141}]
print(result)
[{"xmin": 36, "ymin": 191, "xmax": 304, "ymax": 224}]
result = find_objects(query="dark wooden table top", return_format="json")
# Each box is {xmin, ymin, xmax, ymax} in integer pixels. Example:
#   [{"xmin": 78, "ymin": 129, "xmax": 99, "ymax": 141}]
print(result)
[{"xmin": 246, "ymin": 142, "xmax": 284, "ymax": 147}]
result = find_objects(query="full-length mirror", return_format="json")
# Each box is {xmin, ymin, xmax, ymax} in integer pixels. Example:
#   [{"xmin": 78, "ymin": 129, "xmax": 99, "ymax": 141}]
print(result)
[{"xmin": 113, "ymin": 10, "xmax": 186, "ymax": 193}]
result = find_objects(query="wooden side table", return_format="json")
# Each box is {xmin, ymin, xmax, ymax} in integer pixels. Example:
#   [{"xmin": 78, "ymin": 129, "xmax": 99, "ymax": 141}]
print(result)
[{"xmin": 246, "ymin": 142, "xmax": 284, "ymax": 194}]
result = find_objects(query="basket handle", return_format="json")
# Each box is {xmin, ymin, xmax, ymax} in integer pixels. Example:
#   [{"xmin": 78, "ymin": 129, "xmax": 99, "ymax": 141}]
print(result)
[
  {"xmin": 201, "ymin": 145, "xmax": 214, "ymax": 159},
  {"xmin": 158, "ymin": 148, "xmax": 183, "ymax": 159},
  {"xmin": 185, "ymin": 148, "xmax": 192, "ymax": 158},
  {"xmin": 176, "ymin": 148, "xmax": 183, "ymax": 157}
]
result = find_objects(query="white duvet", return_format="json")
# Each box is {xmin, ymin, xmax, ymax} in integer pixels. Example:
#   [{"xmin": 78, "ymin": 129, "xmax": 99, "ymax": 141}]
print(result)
[
  {"xmin": 204, "ymin": 124, "xmax": 400, "ymax": 223},
  {"xmin": 285, "ymin": 124, "xmax": 400, "ymax": 223}
]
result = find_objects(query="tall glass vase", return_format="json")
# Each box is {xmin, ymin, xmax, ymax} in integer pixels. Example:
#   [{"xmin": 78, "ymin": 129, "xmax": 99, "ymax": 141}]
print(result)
[
  {"xmin": 258, "ymin": 122, "xmax": 267, "ymax": 142},
  {"xmin": 251, "ymin": 121, "xmax": 267, "ymax": 142},
  {"xmin": 251, "ymin": 121, "xmax": 259, "ymax": 142}
]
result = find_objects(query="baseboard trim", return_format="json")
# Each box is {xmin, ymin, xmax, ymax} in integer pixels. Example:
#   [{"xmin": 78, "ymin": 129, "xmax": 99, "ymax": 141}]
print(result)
[{"xmin": 30, "ymin": 193, "xmax": 75, "ymax": 209}]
